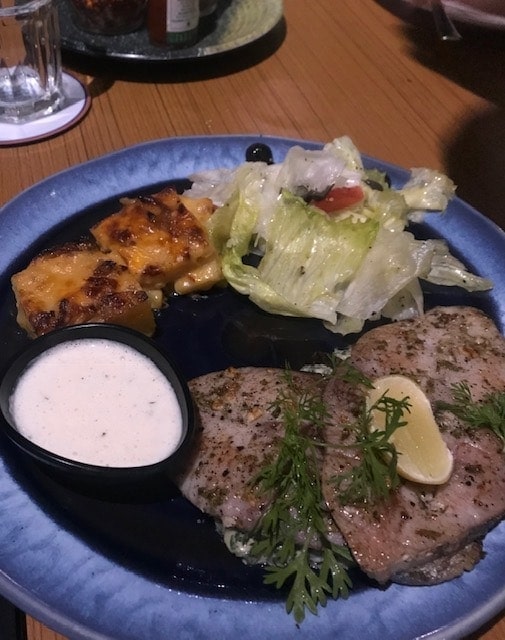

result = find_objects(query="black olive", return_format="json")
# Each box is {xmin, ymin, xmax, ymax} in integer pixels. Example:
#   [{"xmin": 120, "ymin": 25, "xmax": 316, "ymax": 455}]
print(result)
[{"xmin": 245, "ymin": 142, "xmax": 274, "ymax": 165}]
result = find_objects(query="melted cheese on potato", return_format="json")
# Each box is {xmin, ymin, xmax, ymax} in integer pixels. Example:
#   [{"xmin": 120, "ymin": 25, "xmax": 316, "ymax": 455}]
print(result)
[
  {"xmin": 91, "ymin": 188, "xmax": 223, "ymax": 291},
  {"xmin": 11, "ymin": 188, "xmax": 224, "ymax": 339},
  {"xmin": 11, "ymin": 242, "xmax": 155, "ymax": 337}
]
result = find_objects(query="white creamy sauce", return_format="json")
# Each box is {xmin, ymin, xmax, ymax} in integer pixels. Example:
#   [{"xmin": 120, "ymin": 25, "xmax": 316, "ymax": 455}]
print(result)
[{"xmin": 10, "ymin": 339, "xmax": 184, "ymax": 467}]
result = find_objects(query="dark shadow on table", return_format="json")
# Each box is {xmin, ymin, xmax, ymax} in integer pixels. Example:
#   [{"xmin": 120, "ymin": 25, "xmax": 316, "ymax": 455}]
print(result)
[
  {"xmin": 443, "ymin": 106, "xmax": 505, "ymax": 230},
  {"xmin": 0, "ymin": 596, "xmax": 26, "ymax": 640},
  {"xmin": 377, "ymin": 3, "xmax": 505, "ymax": 630},
  {"xmin": 376, "ymin": 0, "xmax": 505, "ymax": 230}
]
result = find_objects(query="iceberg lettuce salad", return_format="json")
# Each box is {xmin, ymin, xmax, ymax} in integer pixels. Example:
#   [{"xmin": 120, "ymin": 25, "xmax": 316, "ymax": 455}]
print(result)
[{"xmin": 185, "ymin": 136, "xmax": 492, "ymax": 335}]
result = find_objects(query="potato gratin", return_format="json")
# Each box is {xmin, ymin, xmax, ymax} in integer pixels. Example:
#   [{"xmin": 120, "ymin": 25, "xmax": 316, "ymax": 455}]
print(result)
[{"xmin": 11, "ymin": 188, "xmax": 223, "ymax": 338}]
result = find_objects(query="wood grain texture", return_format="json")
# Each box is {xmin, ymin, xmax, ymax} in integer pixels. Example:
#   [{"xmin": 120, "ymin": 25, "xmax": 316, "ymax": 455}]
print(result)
[{"xmin": 1, "ymin": 0, "xmax": 505, "ymax": 637}]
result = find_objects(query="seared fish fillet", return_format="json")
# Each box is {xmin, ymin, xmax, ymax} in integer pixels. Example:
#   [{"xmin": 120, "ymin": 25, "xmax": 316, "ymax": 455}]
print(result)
[
  {"xmin": 11, "ymin": 241, "xmax": 155, "ymax": 337},
  {"xmin": 91, "ymin": 187, "xmax": 223, "ymax": 294},
  {"xmin": 179, "ymin": 367, "xmax": 342, "ymax": 546},
  {"xmin": 322, "ymin": 305, "xmax": 505, "ymax": 584},
  {"xmin": 180, "ymin": 367, "xmax": 319, "ymax": 531}
]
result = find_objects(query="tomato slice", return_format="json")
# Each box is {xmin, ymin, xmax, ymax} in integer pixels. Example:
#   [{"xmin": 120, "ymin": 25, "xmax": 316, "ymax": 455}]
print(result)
[{"xmin": 311, "ymin": 186, "xmax": 364, "ymax": 214}]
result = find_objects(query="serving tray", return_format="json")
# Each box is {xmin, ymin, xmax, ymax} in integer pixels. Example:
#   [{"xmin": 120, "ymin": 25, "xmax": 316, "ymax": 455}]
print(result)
[{"xmin": 58, "ymin": 0, "xmax": 284, "ymax": 61}]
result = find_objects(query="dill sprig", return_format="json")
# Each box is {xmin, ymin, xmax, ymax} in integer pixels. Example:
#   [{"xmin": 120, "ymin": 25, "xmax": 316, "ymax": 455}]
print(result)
[
  {"xmin": 248, "ymin": 363, "xmax": 412, "ymax": 621},
  {"xmin": 249, "ymin": 370, "xmax": 352, "ymax": 624},
  {"xmin": 332, "ymin": 391, "xmax": 409, "ymax": 504},
  {"xmin": 438, "ymin": 382, "xmax": 505, "ymax": 449},
  {"xmin": 263, "ymin": 542, "xmax": 352, "ymax": 623}
]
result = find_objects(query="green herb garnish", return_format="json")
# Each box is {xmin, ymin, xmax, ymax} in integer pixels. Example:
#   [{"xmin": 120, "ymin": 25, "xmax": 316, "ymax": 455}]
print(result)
[
  {"xmin": 439, "ymin": 382, "xmax": 505, "ymax": 448},
  {"xmin": 332, "ymin": 391, "xmax": 409, "ymax": 504},
  {"xmin": 249, "ymin": 370, "xmax": 352, "ymax": 624},
  {"xmin": 248, "ymin": 363, "xmax": 413, "ymax": 622}
]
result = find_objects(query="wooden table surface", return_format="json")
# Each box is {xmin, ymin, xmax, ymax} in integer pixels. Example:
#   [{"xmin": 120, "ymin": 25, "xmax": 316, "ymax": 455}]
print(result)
[{"xmin": 2, "ymin": 0, "xmax": 505, "ymax": 638}]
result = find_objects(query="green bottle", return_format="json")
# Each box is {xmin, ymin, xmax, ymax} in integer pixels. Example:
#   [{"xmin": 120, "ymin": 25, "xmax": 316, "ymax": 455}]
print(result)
[{"xmin": 148, "ymin": 0, "xmax": 199, "ymax": 48}]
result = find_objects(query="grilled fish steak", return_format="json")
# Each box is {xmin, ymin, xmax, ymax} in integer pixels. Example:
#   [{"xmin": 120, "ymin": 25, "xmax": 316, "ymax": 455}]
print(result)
[
  {"xmin": 180, "ymin": 367, "xmax": 319, "ymax": 531},
  {"xmin": 177, "ymin": 306, "xmax": 505, "ymax": 588},
  {"xmin": 178, "ymin": 367, "xmax": 343, "ymax": 546},
  {"xmin": 322, "ymin": 305, "xmax": 505, "ymax": 584}
]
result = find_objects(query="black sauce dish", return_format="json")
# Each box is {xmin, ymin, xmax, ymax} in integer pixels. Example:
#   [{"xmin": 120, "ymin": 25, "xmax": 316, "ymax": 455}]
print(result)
[{"xmin": 0, "ymin": 324, "xmax": 196, "ymax": 501}]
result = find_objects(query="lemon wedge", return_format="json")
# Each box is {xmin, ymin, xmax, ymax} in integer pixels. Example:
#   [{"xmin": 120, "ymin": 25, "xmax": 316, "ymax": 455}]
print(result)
[{"xmin": 367, "ymin": 375, "xmax": 453, "ymax": 485}]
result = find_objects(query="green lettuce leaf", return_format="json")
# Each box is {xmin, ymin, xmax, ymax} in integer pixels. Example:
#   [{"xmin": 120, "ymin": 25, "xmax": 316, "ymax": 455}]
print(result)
[
  {"xmin": 201, "ymin": 137, "xmax": 492, "ymax": 335},
  {"xmin": 212, "ymin": 191, "xmax": 379, "ymax": 325}
]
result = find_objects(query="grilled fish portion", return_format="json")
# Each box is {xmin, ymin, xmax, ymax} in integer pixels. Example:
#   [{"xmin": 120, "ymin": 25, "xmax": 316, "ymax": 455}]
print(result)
[
  {"xmin": 321, "ymin": 305, "xmax": 505, "ymax": 584},
  {"xmin": 179, "ymin": 367, "xmax": 344, "ymax": 550},
  {"xmin": 351, "ymin": 305, "xmax": 505, "ymax": 405},
  {"xmin": 180, "ymin": 367, "xmax": 322, "ymax": 532},
  {"xmin": 11, "ymin": 241, "xmax": 155, "ymax": 337},
  {"xmin": 176, "ymin": 306, "xmax": 505, "ymax": 587},
  {"xmin": 91, "ymin": 187, "xmax": 223, "ymax": 294}
]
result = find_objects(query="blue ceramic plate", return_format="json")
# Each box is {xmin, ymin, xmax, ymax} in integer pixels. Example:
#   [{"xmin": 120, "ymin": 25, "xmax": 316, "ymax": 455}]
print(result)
[{"xmin": 0, "ymin": 135, "xmax": 504, "ymax": 640}]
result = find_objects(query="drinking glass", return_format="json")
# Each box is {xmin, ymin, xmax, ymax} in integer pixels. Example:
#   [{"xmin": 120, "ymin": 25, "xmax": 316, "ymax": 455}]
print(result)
[{"xmin": 0, "ymin": 0, "xmax": 63, "ymax": 123}]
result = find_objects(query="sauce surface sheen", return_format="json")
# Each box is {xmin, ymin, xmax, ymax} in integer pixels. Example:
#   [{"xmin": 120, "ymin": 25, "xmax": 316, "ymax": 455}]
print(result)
[{"xmin": 10, "ymin": 338, "xmax": 183, "ymax": 467}]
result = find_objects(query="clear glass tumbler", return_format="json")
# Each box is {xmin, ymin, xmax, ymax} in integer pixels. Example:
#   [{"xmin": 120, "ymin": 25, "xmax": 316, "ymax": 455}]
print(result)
[{"xmin": 0, "ymin": 0, "xmax": 63, "ymax": 123}]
